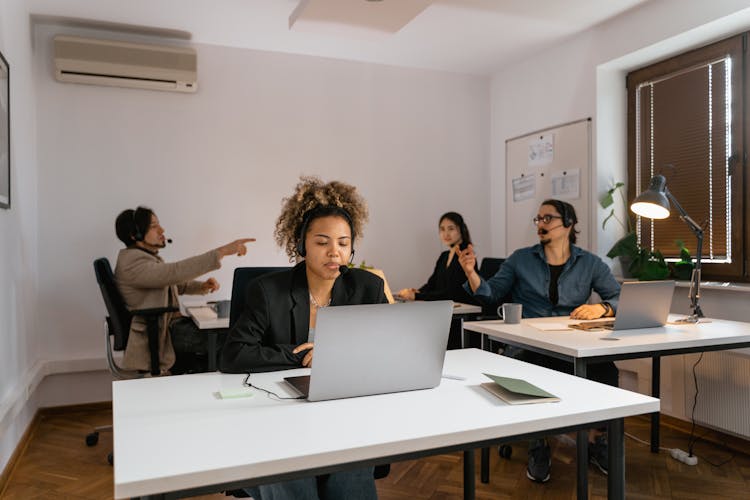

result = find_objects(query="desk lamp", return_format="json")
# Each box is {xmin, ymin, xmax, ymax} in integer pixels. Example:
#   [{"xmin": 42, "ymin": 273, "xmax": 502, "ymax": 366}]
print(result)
[{"xmin": 630, "ymin": 175, "xmax": 704, "ymax": 323}]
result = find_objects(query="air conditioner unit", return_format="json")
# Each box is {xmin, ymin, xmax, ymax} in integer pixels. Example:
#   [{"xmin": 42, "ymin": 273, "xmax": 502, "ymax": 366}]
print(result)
[{"xmin": 53, "ymin": 35, "xmax": 197, "ymax": 93}]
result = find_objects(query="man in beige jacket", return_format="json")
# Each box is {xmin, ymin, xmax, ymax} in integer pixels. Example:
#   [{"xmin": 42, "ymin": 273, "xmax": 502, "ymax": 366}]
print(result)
[{"xmin": 114, "ymin": 206, "xmax": 254, "ymax": 374}]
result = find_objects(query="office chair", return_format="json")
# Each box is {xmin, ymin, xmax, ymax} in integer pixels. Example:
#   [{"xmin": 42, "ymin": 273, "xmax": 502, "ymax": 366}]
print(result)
[
  {"xmin": 86, "ymin": 257, "xmax": 178, "ymax": 464},
  {"xmin": 475, "ymin": 257, "xmax": 508, "ymax": 319},
  {"xmin": 229, "ymin": 267, "xmax": 290, "ymax": 327},
  {"xmin": 478, "ymin": 257, "xmax": 505, "ymax": 279}
]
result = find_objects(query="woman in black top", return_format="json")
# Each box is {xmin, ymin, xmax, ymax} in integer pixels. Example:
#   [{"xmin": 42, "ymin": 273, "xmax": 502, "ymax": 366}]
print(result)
[
  {"xmin": 221, "ymin": 176, "xmax": 382, "ymax": 500},
  {"xmin": 396, "ymin": 212, "xmax": 479, "ymax": 305}
]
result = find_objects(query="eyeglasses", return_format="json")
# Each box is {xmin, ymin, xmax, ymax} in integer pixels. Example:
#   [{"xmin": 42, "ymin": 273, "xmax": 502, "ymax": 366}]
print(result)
[{"xmin": 532, "ymin": 214, "xmax": 563, "ymax": 225}]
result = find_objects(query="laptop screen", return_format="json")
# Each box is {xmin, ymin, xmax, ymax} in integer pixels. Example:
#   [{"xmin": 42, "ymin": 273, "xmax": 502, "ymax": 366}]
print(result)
[{"xmin": 286, "ymin": 301, "xmax": 453, "ymax": 401}]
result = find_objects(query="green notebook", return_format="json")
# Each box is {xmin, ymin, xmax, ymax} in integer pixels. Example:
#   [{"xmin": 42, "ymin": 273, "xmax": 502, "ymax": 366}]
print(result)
[{"xmin": 480, "ymin": 373, "xmax": 560, "ymax": 405}]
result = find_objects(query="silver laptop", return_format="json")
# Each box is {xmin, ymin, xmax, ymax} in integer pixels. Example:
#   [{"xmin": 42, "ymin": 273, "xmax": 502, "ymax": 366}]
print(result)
[
  {"xmin": 284, "ymin": 300, "xmax": 453, "ymax": 401},
  {"xmin": 573, "ymin": 280, "xmax": 675, "ymax": 331}
]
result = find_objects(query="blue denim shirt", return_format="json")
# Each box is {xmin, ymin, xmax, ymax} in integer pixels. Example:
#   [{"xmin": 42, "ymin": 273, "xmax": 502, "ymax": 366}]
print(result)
[{"xmin": 465, "ymin": 244, "xmax": 620, "ymax": 318}]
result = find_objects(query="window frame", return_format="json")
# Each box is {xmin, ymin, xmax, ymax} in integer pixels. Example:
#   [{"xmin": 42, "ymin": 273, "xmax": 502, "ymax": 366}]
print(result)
[{"xmin": 626, "ymin": 34, "xmax": 746, "ymax": 281}]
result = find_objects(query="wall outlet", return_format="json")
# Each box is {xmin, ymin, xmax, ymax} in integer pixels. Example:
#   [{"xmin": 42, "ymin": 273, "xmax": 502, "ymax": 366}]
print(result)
[{"xmin": 670, "ymin": 448, "xmax": 698, "ymax": 466}]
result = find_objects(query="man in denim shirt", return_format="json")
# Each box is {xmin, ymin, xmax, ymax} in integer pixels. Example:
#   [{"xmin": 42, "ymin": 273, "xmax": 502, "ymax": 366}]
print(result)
[{"xmin": 458, "ymin": 199, "xmax": 620, "ymax": 483}]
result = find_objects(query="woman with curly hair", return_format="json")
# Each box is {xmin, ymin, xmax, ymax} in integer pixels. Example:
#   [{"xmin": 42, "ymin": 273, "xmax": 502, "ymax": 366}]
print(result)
[{"xmin": 220, "ymin": 177, "xmax": 384, "ymax": 498}]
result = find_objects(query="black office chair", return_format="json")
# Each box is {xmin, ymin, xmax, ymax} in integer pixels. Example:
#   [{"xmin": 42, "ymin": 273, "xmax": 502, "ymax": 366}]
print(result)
[
  {"xmin": 229, "ymin": 267, "xmax": 290, "ymax": 328},
  {"xmin": 475, "ymin": 257, "xmax": 507, "ymax": 318},
  {"xmin": 86, "ymin": 257, "xmax": 178, "ymax": 463}
]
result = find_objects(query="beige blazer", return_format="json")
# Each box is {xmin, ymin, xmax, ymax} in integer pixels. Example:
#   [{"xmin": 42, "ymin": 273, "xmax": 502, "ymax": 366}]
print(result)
[{"xmin": 114, "ymin": 247, "xmax": 221, "ymax": 373}]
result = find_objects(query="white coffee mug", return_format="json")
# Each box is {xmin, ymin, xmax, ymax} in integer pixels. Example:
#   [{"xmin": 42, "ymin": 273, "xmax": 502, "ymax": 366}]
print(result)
[{"xmin": 497, "ymin": 302, "xmax": 522, "ymax": 324}]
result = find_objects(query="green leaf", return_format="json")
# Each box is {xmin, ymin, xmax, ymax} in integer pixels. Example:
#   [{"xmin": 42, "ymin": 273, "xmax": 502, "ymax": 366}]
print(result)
[
  {"xmin": 602, "ymin": 209, "xmax": 615, "ymax": 230},
  {"xmin": 600, "ymin": 191, "xmax": 614, "ymax": 209},
  {"xmin": 606, "ymin": 232, "xmax": 638, "ymax": 259}
]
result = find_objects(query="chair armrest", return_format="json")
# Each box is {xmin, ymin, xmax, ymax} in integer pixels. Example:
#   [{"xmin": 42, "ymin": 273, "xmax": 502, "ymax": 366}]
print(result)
[{"xmin": 130, "ymin": 306, "xmax": 179, "ymax": 375}]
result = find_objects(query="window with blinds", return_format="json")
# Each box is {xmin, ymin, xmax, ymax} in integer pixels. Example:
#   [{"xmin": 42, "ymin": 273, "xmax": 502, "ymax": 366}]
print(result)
[{"xmin": 627, "ymin": 34, "xmax": 746, "ymax": 280}]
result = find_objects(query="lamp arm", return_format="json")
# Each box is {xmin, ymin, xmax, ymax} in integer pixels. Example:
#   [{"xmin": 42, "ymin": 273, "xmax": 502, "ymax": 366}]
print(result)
[
  {"xmin": 666, "ymin": 189, "xmax": 704, "ymax": 319},
  {"xmin": 665, "ymin": 190, "xmax": 703, "ymax": 237}
]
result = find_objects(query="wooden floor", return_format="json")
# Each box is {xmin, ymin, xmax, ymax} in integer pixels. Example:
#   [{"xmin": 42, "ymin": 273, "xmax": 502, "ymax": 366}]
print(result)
[{"xmin": 2, "ymin": 405, "xmax": 749, "ymax": 499}]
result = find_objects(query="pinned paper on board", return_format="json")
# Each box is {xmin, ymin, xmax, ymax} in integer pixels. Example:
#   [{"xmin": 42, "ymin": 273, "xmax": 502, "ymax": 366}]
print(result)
[
  {"xmin": 512, "ymin": 174, "xmax": 535, "ymax": 202},
  {"xmin": 528, "ymin": 134, "xmax": 554, "ymax": 166},
  {"xmin": 551, "ymin": 169, "xmax": 580, "ymax": 199}
]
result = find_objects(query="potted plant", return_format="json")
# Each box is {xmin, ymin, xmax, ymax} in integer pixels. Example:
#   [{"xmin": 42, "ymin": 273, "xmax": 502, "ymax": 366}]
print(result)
[{"xmin": 600, "ymin": 181, "xmax": 669, "ymax": 280}]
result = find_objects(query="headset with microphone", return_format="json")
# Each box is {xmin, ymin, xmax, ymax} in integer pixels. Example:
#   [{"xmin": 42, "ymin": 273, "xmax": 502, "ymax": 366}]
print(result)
[
  {"xmin": 537, "ymin": 225, "xmax": 562, "ymax": 235},
  {"xmin": 537, "ymin": 200, "xmax": 576, "ymax": 235},
  {"xmin": 295, "ymin": 206, "xmax": 355, "ymax": 266}
]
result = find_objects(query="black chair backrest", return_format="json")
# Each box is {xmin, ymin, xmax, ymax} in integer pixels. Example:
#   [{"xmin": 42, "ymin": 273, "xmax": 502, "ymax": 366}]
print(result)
[
  {"xmin": 229, "ymin": 267, "xmax": 290, "ymax": 327},
  {"xmin": 479, "ymin": 257, "xmax": 506, "ymax": 280},
  {"xmin": 93, "ymin": 257, "xmax": 132, "ymax": 351},
  {"xmin": 477, "ymin": 257, "xmax": 510, "ymax": 318}
]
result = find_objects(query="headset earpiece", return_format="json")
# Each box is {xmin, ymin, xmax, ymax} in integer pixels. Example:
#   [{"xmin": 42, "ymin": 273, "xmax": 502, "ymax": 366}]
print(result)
[
  {"xmin": 562, "ymin": 203, "xmax": 575, "ymax": 227},
  {"xmin": 132, "ymin": 208, "xmax": 144, "ymax": 242},
  {"xmin": 296, "ymin": 217, "xmax": 309, "ymax": 257}
]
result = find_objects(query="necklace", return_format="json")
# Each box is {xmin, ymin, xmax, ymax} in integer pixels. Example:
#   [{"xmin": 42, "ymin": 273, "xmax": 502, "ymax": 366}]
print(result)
[{"xmin": 309, "ymin": 292, "xmax": 331, "ymax": 308}]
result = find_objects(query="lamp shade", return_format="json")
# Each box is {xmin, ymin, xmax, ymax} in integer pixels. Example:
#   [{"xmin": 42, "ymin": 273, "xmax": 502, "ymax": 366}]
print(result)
[{"xmin": 631, "ymin": 175, "xmax": 671, "ymax": 219}]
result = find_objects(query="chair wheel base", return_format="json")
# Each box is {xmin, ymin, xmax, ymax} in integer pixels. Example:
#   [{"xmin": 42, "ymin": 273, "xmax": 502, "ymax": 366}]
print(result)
[
  {"xmin": 498, "ymin": 444, "xmax": 513, "ymax": 459},
  {"xmin": 85, "ymin": 432, "xmax": 99, "ymax": 446}
]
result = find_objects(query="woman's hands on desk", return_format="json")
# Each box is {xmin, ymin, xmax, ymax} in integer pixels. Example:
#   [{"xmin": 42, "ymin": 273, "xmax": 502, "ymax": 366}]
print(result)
[
  {"xmin": 294, "ymin": 342, "xmax": 314, "ymax": 367},
  {"xmin": 396, "ymin": 288, "xmax": 417, "ymax": 301}
]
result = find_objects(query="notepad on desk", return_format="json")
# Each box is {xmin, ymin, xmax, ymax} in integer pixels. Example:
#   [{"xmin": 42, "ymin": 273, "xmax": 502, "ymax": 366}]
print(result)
[{"xmin": 480, "ymin": 373, "xmax": 560, "ymax": 405}]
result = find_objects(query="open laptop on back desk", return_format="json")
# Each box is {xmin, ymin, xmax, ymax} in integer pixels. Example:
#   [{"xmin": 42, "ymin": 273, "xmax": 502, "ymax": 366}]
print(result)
[
  {"xmin": 285, "ymin": 300, "xmax": 453, "ymax": 401},
  {"xmin": 570, "ymin": 280, "xmax": 675, "ymax": 331}
]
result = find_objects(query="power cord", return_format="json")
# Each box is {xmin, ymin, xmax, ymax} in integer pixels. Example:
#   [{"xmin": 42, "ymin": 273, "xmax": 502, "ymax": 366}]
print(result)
[
  {"xmin": 686, "ymin": 352, "xmax": 704, "ymax": 456},
  {"xmin": 624, "ymin": 352, "xmax": 732, "ymax": 468},
  {"xmin": 243, "ymin": 373, "xmax": 304, "ymax": 400}
]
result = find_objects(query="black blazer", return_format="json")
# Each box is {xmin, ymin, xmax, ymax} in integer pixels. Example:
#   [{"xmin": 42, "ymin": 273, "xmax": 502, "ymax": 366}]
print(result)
[
  {"xmin": 415, "ymin": 250, "xmax": 479, "ymax": 305},
  {"xmin": 220, "ymin": 262, "xmax": 387, "ymax": 373}
]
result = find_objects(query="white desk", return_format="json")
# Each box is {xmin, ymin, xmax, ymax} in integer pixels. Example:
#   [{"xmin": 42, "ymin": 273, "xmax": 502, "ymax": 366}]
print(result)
[
  {"xmin": 463, "ymin": 315, "xmax": 750, "ymax": 454},
  {"xmin": 186, "ymin": 305, "xmax": 229, "ymax": 329},
  {"xmin": 185, "ymin": 306, "xmax": 228, "ymax": 371},
  {"xmin": 453, "ymin": 302, "xmax": 481, "ymax": 315},
  {"xmin": 113, "ymin": 349, "xmax": 658, "ymax": 500}
]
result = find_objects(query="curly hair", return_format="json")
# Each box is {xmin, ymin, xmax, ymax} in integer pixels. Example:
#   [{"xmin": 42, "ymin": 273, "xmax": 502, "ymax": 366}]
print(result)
[{"xmin": 275, "ymin": 176, "xmax": 369, "ymax": 260}]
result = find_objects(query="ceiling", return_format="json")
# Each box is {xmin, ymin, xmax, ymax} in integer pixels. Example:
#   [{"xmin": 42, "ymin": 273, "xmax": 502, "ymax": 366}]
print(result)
[{"xmin": 29, "ymin": 0, "xmax": 650, "ymax": 75}]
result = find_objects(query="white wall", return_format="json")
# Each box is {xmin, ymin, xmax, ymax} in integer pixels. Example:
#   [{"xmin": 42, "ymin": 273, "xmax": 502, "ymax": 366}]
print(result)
[
  {"xmin": 32, "ymin": 23, "xmax": 490, "ymax": 363},
  {"xmin": 0, "ymin": 0, "xmax": 41, "ymax": 474},
  {"xmin": 489, "ymin": 0, "xmax": 750, "ymax": 422}
]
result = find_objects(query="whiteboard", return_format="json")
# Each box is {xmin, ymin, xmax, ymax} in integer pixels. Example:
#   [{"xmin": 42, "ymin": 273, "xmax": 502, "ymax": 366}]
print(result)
[{"xmin": 505, "ymin": 118, "xmax": 591, "ymax": 254}]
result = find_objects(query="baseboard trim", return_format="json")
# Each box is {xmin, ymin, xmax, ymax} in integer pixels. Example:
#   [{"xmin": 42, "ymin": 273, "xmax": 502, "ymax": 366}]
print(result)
[
  {"xmin": 39, "ymin": 400, "xmax": 112, "ymax": 415},
  {"xmin": 654, "ymin": 413, "xmax": 750, "ymax": 457}
]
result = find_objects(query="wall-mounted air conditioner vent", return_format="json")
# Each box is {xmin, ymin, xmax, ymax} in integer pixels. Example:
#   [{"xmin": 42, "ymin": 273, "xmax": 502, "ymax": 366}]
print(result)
[{"xmin": 53, "ymin": 35, "xmax": 197, "ymax": 93}]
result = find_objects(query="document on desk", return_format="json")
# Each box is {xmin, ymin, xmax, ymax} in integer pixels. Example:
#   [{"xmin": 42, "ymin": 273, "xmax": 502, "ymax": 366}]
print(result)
[
  {"xmin": 480, "ymin": 373, "xmax": 560, "ymax": 405},
  {"xmin": 527, "ymin": 321, "xmax": 574, "ymax": 331}
]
